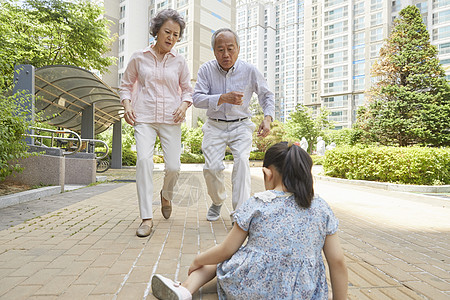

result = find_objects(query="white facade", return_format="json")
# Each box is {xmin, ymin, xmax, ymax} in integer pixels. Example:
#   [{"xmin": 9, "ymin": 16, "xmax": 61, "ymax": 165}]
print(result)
[
  {"xmin": 237, "ymin": 0, "xmax": 450, "ymax": 128},
  {"xmin": 103, "ymin": 0, "xmax": 236, "ymax": 127}
]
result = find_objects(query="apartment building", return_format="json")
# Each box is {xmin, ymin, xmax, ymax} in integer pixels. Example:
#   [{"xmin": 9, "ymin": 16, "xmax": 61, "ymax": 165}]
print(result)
[
  {"xmin": 237, "ymin": 0, "xmax": 450, "ymax": 128},
  {"xmin": 102, "ymin": 0, "xmax": 236, "ymax": 127}
]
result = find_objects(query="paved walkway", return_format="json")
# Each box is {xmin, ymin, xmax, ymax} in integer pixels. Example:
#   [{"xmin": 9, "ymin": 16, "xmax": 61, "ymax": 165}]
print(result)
[{"xmin": 0, "ymin": 167, "xmax": 449, "ymax": 299}]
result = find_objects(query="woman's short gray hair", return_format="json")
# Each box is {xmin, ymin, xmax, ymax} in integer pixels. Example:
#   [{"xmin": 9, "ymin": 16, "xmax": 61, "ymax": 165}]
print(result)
[
  {"xmin": 150, "ymin": 9, "xmax": 186, "ymax": 39},
  {"xmin": 211, "ymin": 28, "xmax": 240, "ymax": 49}
]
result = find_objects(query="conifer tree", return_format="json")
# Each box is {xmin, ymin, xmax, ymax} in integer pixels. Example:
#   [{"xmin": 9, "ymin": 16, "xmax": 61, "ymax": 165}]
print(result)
[{"xmin": 357, "ymin": 5, "xmax": 450, "ymax": 146}]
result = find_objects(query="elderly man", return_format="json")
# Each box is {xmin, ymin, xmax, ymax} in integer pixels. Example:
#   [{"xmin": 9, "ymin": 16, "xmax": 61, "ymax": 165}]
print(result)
[{"xmin": 193, "ymin": 28, "xmax": 275, "ymax": 221}]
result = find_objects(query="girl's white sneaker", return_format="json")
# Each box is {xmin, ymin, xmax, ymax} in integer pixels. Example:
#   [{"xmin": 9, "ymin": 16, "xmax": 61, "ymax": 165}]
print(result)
[{"xmin": 152, "ymin": 274, "xmax": 192, "ymax": 300}]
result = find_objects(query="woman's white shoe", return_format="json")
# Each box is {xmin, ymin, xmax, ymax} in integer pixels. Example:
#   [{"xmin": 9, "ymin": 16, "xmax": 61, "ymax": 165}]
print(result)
[{"xmin": 151, "ymin": 274, "xmax": 192, "ymax": 300}]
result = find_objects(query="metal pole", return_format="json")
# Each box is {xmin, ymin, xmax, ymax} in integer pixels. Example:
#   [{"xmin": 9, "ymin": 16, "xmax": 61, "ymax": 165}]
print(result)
[{"xmin": 13, "ymin": 64, "xmax": 35, "ymax": 145}]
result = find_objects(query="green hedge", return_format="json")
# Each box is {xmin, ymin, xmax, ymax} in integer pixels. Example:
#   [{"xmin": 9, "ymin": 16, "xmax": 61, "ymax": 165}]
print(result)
[
  {"xmin": 323, "ymin": 146, "xmax": 450, "ymax": 185},
  {"xmin": 311, "ymin": 155, "xmax": 325, "ymax": 166},
  {"xmin": 180, "ymin": 153, "xmax": 204, "ymax": 163},
  {"xmin": 224, "ymin": 152, "xmax": 265, "ymax": 161},
  {"xmin": 122, "ymin": 148, "xmax": 137, "ymax": 166}
]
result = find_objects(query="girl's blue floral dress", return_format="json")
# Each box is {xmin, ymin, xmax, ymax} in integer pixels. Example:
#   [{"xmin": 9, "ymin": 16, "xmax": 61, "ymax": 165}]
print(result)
[{"xmin": 216, "ymin": 190, "xmax": 339, "ymax": 300}]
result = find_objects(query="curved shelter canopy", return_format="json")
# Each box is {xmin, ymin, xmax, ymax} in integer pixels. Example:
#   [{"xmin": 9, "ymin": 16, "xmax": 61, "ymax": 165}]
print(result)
[{"xmin": 35, "ymin": 65, "xmax": 123, "ymax": 134}]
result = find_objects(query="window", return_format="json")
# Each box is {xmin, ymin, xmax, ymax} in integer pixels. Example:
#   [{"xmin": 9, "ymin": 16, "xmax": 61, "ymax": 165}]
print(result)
[
  {"xmin": 353, "ymin": 62, "xmax": 365, "ymax": 76},
  {"xmin": 354, "ymin": 32, "xmax": 365, "ymax": 46},
  {"xmin": 433, "ymin": 9, "xmax": 450, "ymax": 25},
  {"xmin": 439, "ymin": 42, "xmax": 450, "ymax": 54},
  {"xmin": 353, "ymin": 47, "xmax": 365, "ymax": 61},
  {"xmin": 370, "ymin": 28, "xmax": 383, "ymax": 42},
  {"xmin": 119, "ymin": 22, "xmax": 125, "ymax": 36},
  {"xmin": 324, "ymin": 65, "xmax": 348, "ymax": 79},
  {"xmin": 324, "ymin": 35, "xmax": 348, "ymax": 50},
  {"xmin": 370, "ymin": 43, "xmax": 382, "ymax": 57},
  {"xmin": 311, "ymin": 93, "xmax": 318, "ymax": 103},
  {"xmin": 433, "ymin": 26, "xmax": 450, "ymax": 39},
  {"xmin": 433, "ymin": 0, "xmax": 450, "ymax": 9},
  {"xmin": 323, "ymin": 95, "xmax": 348, "ymax": 108},
  {"xmin": 119, "ymin": 39, "xmax": 125, "ymax": 52},
  {"xmin": 354, "ymin": 2, "xmax": 364, "ymax": 15},
  {"xmin": 312, "ymin": 80, "xmax": 318, "ymax": 90},
  {"xmin": 324, "ymin": 50, "xmax": 348, "ymax": 64},
  {"xmin": 354, "ymin": 16, "xmax": 365, "ymax": 30},
  {"xmin": 353, "ymin": 94, "xmax": 365, "ymax": 106},
  {"xmin": 325, "ymin": 6, "xmax": 348, "ymax": 22},
  {"xmin": 371, "ymin": 0, "xmax": 382, "ymax": 11},
  {"xmin": 329, "ymin": 110, "xmax": 347, "ymax": 122},
  {"xmin": 311, "ymin": 67, "xmax": 318, "ymax": 78},
  {"xmin": 353, "ymin": 77, "xmax": 365, "ymax": 90},
  {"xmin": 119, "ymin": 56, "xmax": 124, "ymax": 69},
  {"xmin": 120, "ymin": 5, "xmax": 125, "ymax": 19},
  {"xmin": 324, "ymin": 0, "xmax": 342, "ymax": 8},
  {"xmin": 324, "ymin": 80, "xmax": 348, "ymax": 93},
  {"xmin": 371, "ymin": 12, "xmax": 383, "ymax": 26},
  {"xmin": 324, "ymin": 21, "xmax": 348, "ymax": 36}
]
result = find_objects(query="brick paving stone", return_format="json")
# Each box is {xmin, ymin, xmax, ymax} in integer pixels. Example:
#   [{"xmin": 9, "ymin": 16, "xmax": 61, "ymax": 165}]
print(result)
[
  {"xmin": 91, "ymin": 254, "xmax": 120, "ymax": 268},
  {"xmin": 127, "ymin": 266, "xmax": 152, "ymax": 283},
  {"xmin": 374, "ymin": 263, "xmax": 420, "ymax": 282},
  {"xmin": 73, "ymin": 267, "xmax": 109, "ymax": 285},
  {"xmin": 9, "ymin": 261, "xmax": 49, "ymax": 277},
  {"xmin": 410, "ymin": 272, "xmax": 450, "ymax": 290},
  {"xmin": 0, "ymin": 169, "xmax": 449, "ymax": 299},
  {"xmin": 0, "ymin": 284, "xmax": 41, "ymax": 300},
  {"xmin": 115, "ymin": 282, "xmax": 147, "ymax": 300},
  {"xmin": 24, "ymin": 295, "xmax": 58, "ymax": 300},
  {"xmin": 403, "ymin": 280, "xmax": 449, "ymax": 300},
  {"xmin": 0, "ymin": 276, "xmax": 27, "ymax": 297},
  {"xmin": 107, "ymin": 260, "xmax": 135, "ymax": 275},
  {"xmin": 21, "ymin": 268, "xmax": 62, "ymax": 286},
  {"xmin": 415, "ymin": 263, "xmax": 450, "ymax": 279},
  {"xmin": 34, "ymin": 275, "xmax": 77, "ymax": 296},
  {"xmin": 89, "ymin": 274, "xmax": 125, "ymax": 295},
  {"xmin": 58, "ymin": 284, "xmax": 96, "ymax": 300},
  {"xmin": 58, "ymin": 260, "xmax": 91, "ymax": 276}
]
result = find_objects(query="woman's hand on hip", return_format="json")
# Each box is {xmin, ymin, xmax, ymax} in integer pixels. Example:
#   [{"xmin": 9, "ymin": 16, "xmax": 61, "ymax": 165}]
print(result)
[
  {"xmin": 173, "ymin": 101, "xmax": 190, "ymax": 123},
  {"xmin": 123, "ymin": 99, "xmax": 136, "ymax": 125}
]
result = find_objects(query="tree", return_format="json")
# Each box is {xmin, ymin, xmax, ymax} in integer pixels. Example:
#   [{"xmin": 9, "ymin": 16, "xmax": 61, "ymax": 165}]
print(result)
[
  {"xmin": 0, "ymin": 92, "xmax": 34, "ymax": 180},
  {"xmin": 0, "ymin": 0, "xmax": 116, "ymax": 90},
  {"xmin": 284, "ymin": 104, "xmax": 332, "ymax": 153},
  {"xmin": 182, "ymin": 118, "xmax": 204, "ymax": 154},
  {"xmin": 252, "ymin": 115, "xmax": 284, "ymax": 152},
  {"xmin": 357, "ymin": 5, "xmax": 450, "ymax": 147}
]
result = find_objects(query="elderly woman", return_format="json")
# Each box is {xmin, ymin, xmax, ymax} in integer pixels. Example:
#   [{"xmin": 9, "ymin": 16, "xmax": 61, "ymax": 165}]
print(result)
[{"xmin": 120, "ymin": 9, "xmax": 193, "ymax": 237}]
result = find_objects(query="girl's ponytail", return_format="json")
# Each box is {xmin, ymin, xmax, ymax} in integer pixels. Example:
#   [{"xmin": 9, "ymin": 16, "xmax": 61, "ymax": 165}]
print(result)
[
  {"xmin": 283, "ymin": 144, "xmax": 314, "ymax": 208},
  {"xmin": 263, "ymin": 142, "xmax": 314, "ymax": 208}
]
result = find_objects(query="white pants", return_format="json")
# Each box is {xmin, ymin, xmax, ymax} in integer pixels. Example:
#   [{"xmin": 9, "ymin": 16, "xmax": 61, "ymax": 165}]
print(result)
[
  {"xmin": 201, "ymin": 119, "xmax": 256, "ymax": 210},
  {"xmin": 134, "ymin": 123, "xmax": 181, "ymax": 219}
]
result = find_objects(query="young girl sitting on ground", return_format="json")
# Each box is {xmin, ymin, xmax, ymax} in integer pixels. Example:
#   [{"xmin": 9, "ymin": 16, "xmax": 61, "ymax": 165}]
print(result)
[{"xmin": 151, "ymin": 141, "xmax": 348, "ymax": 300}]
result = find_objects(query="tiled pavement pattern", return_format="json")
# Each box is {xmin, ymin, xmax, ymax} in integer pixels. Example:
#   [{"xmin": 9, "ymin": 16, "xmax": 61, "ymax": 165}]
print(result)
[{"xmin": 0, "ymin": 169, "xmax": 449, "ymax": 299}]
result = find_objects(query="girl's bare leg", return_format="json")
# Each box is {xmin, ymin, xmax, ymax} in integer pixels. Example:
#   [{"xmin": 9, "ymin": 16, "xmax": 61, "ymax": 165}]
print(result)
[{"xmin": 182, "ymin": 265, "xmax": 217, "ymax": 294}]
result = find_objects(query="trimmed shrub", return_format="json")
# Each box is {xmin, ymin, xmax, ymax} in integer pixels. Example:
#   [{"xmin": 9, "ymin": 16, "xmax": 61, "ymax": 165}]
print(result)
[
  {"xmin": 180, "ymin": 153, "xmax": 204, "ymax": 163},
  {"xmin": 311, "ymin": 155, "xmax": 325, "ymax": 166},
  {"xmin": 323, "ymin": 146, "xmax": 450, "ymax": 185},
  {"xmin": 250, "ymin": 151, "xmax": 265, "ymax": 160},
  {"xmin": 122, "ymin": 148, "xmax": 137, "ymax": 166},
  {"xmin": 153, "ymin": 155, "xmax": 164, "ymax": 163},
  {"xmin": 223, "ymin": 151, "xmax": 265, "ymax": 161},
  {"xmin": 224, "ymin": 154, "xmax": 233, "ymax": 161}
]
